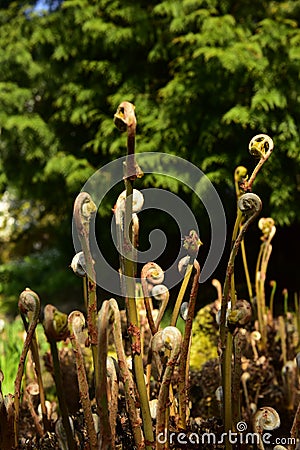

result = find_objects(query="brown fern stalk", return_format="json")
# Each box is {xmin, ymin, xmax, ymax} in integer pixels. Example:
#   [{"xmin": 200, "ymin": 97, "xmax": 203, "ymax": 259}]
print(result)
[
  {"xmin": 43, "ymin": 305, "xmax": 77, "ymax": 450},
  {"xmin": 97, "ymin": 299, "xmax": 145, "ymax": 450},
  {"xmin": 73, "ymin": 192, "xmax": 98, "ymax": 381},
  {"xmin": 152, "ymin": 327, "xmax": 182, "ymax": 450},
  {"xmin": 141, "ymin": 262, "xmax": 165, "ymax": 336},
  {"xmin": 19, "ymin": 292, "xmax": 49, "ymax": 433},
  {"xmin": 219, "ymin": 193, "xmax": 262, "ymax": 448},
  {"xmin": 243, "ymin": 134, "xmax": 274, "ymax": 193},
  {"xmin": 14, "ymin": 288, "xmax": 41, "ymax": 449},
  {"xmin": 97, "ymin": 301, "xmax": 113, "ymax": 450},
  {"xmin": 68, "ymin": 311, "xmax": 98, "ymax": 450}
]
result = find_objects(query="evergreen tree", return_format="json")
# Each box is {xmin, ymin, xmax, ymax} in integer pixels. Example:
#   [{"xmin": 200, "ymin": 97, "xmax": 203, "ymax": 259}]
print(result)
[
  {"xmin": 0, "ymin": 0, "xmax": 300, "ymax": 307},
  {"xmin": 147, "ymin": 0, "xmax": 300, "ymax": 225}
]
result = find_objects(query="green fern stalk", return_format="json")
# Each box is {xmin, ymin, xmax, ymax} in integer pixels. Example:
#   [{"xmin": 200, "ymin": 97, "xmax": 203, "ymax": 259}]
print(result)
[
  {"xmin": 178, "ymin": 260, "xmax": 200, "ymax": 430},
  {"xmin": 171, "ymin": 230, "xmax": 202, "ymax": 327},
  {"xmin": 114, "ymin": 102, "xmax": 154, "ymax": 449},
  {"xmin": 269, "ymin": 280, "xmax": 277, "ymax": 320}
]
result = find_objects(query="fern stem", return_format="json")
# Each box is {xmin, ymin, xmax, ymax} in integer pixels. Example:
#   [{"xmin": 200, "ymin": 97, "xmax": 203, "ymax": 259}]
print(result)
[
  {"xmin": 178, "ymin": 260, "xmax": 200, "ymax": 430},
  {"xmin": 14, "ymin": 289, "xmax": 41, "ymax": 449},
  {"xmin": 114, "ymin": 102, "xmax": 154, "ymax": 449}
]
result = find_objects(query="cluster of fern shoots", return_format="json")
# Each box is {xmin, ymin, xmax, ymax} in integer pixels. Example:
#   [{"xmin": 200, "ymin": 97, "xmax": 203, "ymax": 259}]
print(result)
[{"xmin": 0, "ymin": 102, "xmax": 299, "ymax": 450}]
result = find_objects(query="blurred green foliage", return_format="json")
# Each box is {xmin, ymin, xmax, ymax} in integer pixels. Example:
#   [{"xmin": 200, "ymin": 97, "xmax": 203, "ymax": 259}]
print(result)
[
  {"xmin": 0, "ymin": 0, "xmax": 300, "ymax": 310},
  {"xmin": 0, "ymin": 317, "xmax": 50, "ymax": 395},
  {"xmin": 0, "ymin": 249, "xmax": 80, "ymax": 314}
]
